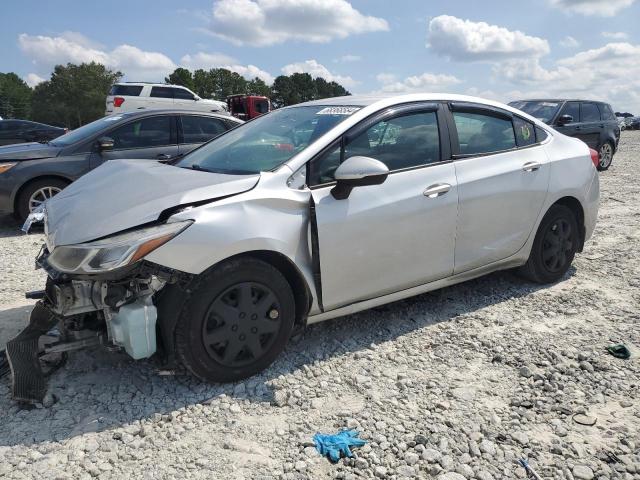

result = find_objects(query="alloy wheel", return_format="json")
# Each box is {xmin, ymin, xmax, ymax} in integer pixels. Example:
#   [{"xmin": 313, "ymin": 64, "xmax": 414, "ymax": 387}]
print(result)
[
  {"xmin": 599, "ymin": 143, "xmax": 613, "ymax": 169},
  {"xmin": 542, "ymin": 219, "xmax": 574, "ymax": 273},
  {"xmin": 28, "ymin": 186, "xmax": 62, "ymax": 212},
  {"xmin": 202, "ymin": 282, "xmax": 282, "ymax": 367}
]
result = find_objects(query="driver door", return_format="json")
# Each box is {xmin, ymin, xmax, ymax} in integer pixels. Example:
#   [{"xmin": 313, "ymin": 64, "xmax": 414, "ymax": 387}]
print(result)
[{"xmin": 309, "ymin": 105, "xmax": 458, "ymax": 311}]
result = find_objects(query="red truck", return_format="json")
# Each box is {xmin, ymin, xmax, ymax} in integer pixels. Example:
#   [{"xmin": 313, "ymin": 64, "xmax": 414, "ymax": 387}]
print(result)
[{"xmin": 227, "ymin": 95, "xmax": 271, "ymax": 120}]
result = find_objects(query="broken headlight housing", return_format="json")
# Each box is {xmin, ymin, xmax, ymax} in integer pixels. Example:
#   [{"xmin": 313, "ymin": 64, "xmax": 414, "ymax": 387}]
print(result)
[{"xmin": 46, "ymin": 221, "xmax": 193, "ymax": 274}]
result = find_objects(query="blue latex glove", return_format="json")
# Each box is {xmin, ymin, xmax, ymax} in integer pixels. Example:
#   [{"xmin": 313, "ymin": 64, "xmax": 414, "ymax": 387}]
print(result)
[{"xmin": 313, "ymin": 429, "xmax": 367, "ymax": 462}]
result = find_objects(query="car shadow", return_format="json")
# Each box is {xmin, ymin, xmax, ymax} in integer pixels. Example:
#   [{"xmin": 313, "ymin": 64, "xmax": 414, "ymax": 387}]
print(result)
[{"xmin": 0, "ymin": 266, "xmax": 575, "ymax": 447}]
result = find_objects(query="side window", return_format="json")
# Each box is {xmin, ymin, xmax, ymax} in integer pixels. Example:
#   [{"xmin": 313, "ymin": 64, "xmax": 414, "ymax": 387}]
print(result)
[
  {"xmin": 109, "ymin": 116, "xmax": 172, "ymax": 149},
  {"xmin": 309, "ymin": 111, "xmax": 440, "ymax": 185},
  {"xmin": 559, "ymin": 102, "xmax": 580, "ymax": 123},
  {"xmin": 150, "ymin": 87, "xmax": 174, "ymax": 99},
  {"xmin": 513, "ymin": 117, "xmax": 536, "ymax": 147},
  {"xmin": 535, "ymin": 127, "xmax": 549, "ymax": 142},
  {"xmin": 181, "ymin": 116, "xmax": 227, "ymax": 143},
  {"xmin": 581, "ymin": 103, "xmax": 601, "ymax": 122},
  {"xmin": 453, "ymin": 111, "xmax": 516, "ymax": 155},
  {"xmin": 173, "ymin": 88, "xmax": 196, "ymax": 100},
  {"xmin": 599, "ymin": 104, "xmax": 616, "ymax": 121}
]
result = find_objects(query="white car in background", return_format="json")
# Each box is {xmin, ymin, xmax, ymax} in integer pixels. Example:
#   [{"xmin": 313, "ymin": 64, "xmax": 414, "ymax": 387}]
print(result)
[{"xmin": 106, "ymin": 83, "xmax": 228, "ymax": 116}]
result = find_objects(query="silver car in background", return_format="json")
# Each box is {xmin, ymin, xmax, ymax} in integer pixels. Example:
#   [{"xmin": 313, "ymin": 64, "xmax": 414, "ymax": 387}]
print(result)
[{"xmin": 8, "ymin": 94, "xmax": 599, "ymax": 402}]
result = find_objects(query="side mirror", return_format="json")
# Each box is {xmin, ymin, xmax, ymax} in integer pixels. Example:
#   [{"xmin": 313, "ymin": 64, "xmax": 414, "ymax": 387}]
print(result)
[
  {"xmin": 331, "ymin": 156, "xmax": 389, "ymax": 200},
  {"xmin": 97, "ymin": 136, "xmax": 114, "ymax": 151},
  {"xmin": 557, "ymin": 114, "xmax": 573, "ymax": 126}
]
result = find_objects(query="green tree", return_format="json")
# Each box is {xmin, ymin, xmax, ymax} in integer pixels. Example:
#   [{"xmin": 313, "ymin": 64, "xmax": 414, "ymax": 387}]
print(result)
[
  {"xmin": 191, "ymin": 68, "xmax": 248, "ymax": 101},
  {"xmin": 0, "ymin": 73, "xmax": 33, "ymax": 119},
  {"xmin": 271, "ymin": 73, "xmax": 350, "ymax": 108},
  {"xmin": 165, "ymin": 67, "xmax": 194, "ymax": 91},
  {"xmin": 246, "ymin": 77, "xmax": 272, "ymax": 98},
  {"xmin": 31, "ymin": 62, "xmax": 121, "ymax": 128}
]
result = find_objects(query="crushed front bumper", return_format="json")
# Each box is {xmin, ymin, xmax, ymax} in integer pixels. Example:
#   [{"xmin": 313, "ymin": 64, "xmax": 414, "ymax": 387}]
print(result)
[{"xmin": 5, "ymin": 250, "xmax": 183, "ymax": 403}]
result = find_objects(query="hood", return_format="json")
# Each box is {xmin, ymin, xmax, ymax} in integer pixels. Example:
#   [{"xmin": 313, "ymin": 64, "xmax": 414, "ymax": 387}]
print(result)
[
  {"xmin": 44, "ymin": 159, "xmax": 260, "ymax": 247},
  {"xmin": 0, "ymin": 142, "xmax": 61, "ymax": 161}
]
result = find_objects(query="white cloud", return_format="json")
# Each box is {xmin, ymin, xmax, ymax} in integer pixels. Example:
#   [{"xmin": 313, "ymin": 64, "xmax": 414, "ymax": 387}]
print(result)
[
  {"xmin": 496, "ymin": 42, "xmax": 640, "ymax": 113},
  {"xmin": 560, "ymin": 35, "xmax": 580, "ymax": 48},
  {"xmin": 180, "ymin": 52, "xmax": 274, "ymax": 82},
  {"xmin": 427, "ymin": 15, "xmax": 549, "ymax": 61},
  {"xmin": 602, "ymin": 31, "xmax": 629, "ymax": 39},
  {"xmin": 209, "ymin": 0, "xmax": 388, "ymax": 46},
  {"xmin": 24, "ymin": 73, "xmax": 45, "ymax": 87},
  {"xmin": 376, "ymin": 72, "xmax": 462, "ymax": 93},
  {"xmin": 548, "ymin": 0, "xmax": 636, "ymax": 16},
  {"xmin": 281, "ymin": 59, "xmax": 357, "ymax": 87},
  {"xmin": 335, "ymin": 54, "xmax": 362, "ymax": 63},
  {"xmin": 376, "ymin": 73, "xmax": 397, "ymax": 84},
  {"xmin": 18, "ymin": 33, "xmax": 176, "ymax": 81}
]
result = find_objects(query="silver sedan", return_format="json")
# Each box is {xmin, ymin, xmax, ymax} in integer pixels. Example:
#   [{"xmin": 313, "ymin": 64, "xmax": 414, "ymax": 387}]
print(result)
[{"xmin": 10, "ymin": 94, "xmax": 599, "ymax": 400}]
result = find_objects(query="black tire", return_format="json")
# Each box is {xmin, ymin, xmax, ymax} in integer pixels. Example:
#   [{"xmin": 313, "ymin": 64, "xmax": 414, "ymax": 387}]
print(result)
[
  {"xmin": 174, "ymin": 258, "xmax": 295, "ymax": 383},
  {"xmin": 16, "ymin": 178, "xmax": 69, "ymax": 222},
  {"xmin": 597, "ymin": 141, "xmax": 614, "ymax": 171},
  {"xmin": 519, "ymin": 204, "xmax": 579, "ymax": 284}
]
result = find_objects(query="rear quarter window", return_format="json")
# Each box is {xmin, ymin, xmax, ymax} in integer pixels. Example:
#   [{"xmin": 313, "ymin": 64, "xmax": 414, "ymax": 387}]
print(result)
[
  {"xmin": 109, "ymin": 85, "xmax": 144, "ymax": 96},
  {"xmin": 513, "ymin": 117, "xmax": 536, "ymax": 147}
]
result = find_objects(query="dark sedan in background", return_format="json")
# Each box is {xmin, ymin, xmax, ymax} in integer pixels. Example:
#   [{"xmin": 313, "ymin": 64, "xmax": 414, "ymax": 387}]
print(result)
[
  {"xmin": 0, "ymin": 119, "xmax": 67, "ymax": 146},
  {"xmin": 0, "ymin": 110, "xmax": 242, "ymax": 221},
  {"xmin": 509, "ymin": 99, "xmax": 620, "ymax": 171}
]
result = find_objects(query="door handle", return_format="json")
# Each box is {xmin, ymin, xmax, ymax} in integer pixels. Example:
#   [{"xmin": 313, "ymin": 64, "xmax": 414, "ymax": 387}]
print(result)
[
  {"xmin": 423, "ymin": 183, "xmax": 451, "ymax": 198},
  {"xmin": 157, "ymin": 154, "xmax": 172, "ymax": 160},
  {"xmin": 522, "ymin": 161, "xmax": 541, "ymax": 172}
]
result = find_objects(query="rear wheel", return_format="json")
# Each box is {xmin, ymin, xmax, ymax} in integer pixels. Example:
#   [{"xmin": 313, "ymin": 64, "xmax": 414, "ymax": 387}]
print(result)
[
  {"xmin": 519, "ymin": 205, "xmax": 579, "ymax": 284},
  {"xmin": 16, "ymin": 178, "xmax": 69, "ymax": 222},
  {"xmin": 174, "ymin": 258, "xmax": 295, "ymax": 382},
  {"xmin": 597, "ymin": 141, "xmax": 614, "ymax": 171}
]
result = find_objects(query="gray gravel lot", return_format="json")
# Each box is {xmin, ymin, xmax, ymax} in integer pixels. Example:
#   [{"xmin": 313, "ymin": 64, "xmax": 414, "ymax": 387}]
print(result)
[{"xmin": 0, "ymin": 132, "xmax": 639, "ymax": 480}]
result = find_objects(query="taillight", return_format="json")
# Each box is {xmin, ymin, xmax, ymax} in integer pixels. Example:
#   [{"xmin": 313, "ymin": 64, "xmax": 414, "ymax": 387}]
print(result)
[
  {"xmin": 589, "ymin": 148, "xmax": 599, "ymax": 168},
  {"xmin": 113, "ymin": 97, "xmax": 125, "ymax": 107}
]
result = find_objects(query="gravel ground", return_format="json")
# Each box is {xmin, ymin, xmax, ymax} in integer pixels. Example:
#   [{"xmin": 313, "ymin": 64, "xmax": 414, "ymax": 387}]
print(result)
[{"xmin": 0, "ymin": 132, "xmax": 639, "ymax": 480}]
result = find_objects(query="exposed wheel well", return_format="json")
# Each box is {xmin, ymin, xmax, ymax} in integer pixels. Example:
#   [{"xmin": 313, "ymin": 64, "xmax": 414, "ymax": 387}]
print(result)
[
  {"xmin": 13, "ymin": 175, "xmax": 72, "ymax": 213},
  {"xmin": 551, "ymin": 196, "xmax": 585, "ymax": 252},
  {"xmin": 242, "ymin": 250, "xmax": 312, "ymax": 329}
]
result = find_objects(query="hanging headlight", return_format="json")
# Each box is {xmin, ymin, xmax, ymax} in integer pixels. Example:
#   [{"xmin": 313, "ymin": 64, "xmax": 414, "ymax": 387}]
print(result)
[{"xmin": 46, "ymin": 221, "xmax": 192, "ymax": 274}]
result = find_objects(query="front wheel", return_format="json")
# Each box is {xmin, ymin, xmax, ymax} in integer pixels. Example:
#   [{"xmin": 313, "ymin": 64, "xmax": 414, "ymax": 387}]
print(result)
[
  {"xmin": 174, "ymin": 258, "xmax": 295, "ymax": 383},
  {"xmin": 519, "ymin": 205, "xmax": 579, "ymax": 284},
  {"xmin": 597, "ymin": 141, "xmax": 614, "ymax": 171},
  {"xmin": 16, "ymin": 178, "xmax": 69, "ymax": 222}
]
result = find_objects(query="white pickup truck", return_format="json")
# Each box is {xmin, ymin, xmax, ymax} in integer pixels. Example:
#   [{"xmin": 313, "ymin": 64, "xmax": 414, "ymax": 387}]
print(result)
[{"xmin": 106, "ymin": 83, "xmax": 228, "ymax": 115}]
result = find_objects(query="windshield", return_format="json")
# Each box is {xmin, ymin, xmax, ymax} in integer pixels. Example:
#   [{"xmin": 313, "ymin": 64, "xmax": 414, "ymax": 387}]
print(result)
[
  {"xmin": 176, "ymin": 105, "xmax": 360, "ymax": 174},
  {"xmin": 509, "ymin": 101, "xmax": 561, "ymax": 124},
  {"xmin": 50, "ymin": 115, "xmax": 129, "ymax": 147}
]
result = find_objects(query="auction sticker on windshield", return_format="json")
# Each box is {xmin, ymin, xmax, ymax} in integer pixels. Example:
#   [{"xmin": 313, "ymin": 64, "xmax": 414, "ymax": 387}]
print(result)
[{"xmin": 316, "ymin": 107, "xmax": 360, "ymax": 115}]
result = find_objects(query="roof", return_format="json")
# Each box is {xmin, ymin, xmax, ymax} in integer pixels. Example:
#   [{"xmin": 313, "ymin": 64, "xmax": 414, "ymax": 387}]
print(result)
[
  {"xmin": 107, "ymin": 109, "xmax": 242, "ymax": 122},
  {"xmin": 511, "ymin": 98, "xmax": 611, "ymax": 105},
  {"xmin": 295, "ymin": 93, "xmax": 515, "ymax": 108}
]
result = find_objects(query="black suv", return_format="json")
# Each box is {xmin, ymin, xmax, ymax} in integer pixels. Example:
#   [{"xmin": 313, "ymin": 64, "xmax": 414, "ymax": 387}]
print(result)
[{"xmin": 509, "ymin": 99, "xmax": 620, "ymax": 171}]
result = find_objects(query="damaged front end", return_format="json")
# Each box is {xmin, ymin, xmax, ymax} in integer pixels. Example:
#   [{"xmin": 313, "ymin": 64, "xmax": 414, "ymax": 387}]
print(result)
[{"xmin": 7, "ymin": 220, "xmax": 193, "ymax": 403}]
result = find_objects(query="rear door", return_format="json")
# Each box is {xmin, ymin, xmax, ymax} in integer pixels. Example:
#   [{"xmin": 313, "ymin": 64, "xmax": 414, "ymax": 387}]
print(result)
[
  {"xmin": 449, "ymin": 103, "xmax": 550, "ymax": 273},
  {"xmin": 148, "ymin": 86, "xmax": 175, "ymax": 110},
  {"xmin": 310, "ymin": 104, "xmax": 458, "ymax": 311},
  {"xmin": 178, "ymin": 115, "xmax": 229, "ymax": 155},
  {"xmin": 0, "ymin": 120, "xmax": 26, "ymax": 145},
  {"xmin": 89, "ymin": 114, "xmax": 179, "ymax": 168},
  {"xmin": 579, "ymin": 102, "xmax": 603, "ymax": 148}
]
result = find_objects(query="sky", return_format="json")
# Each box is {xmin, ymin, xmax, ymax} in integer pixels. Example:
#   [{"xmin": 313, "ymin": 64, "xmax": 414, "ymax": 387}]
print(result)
[{"xmin": 3, "ymin": 0, "xmax": 640, "ymax": 113}]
